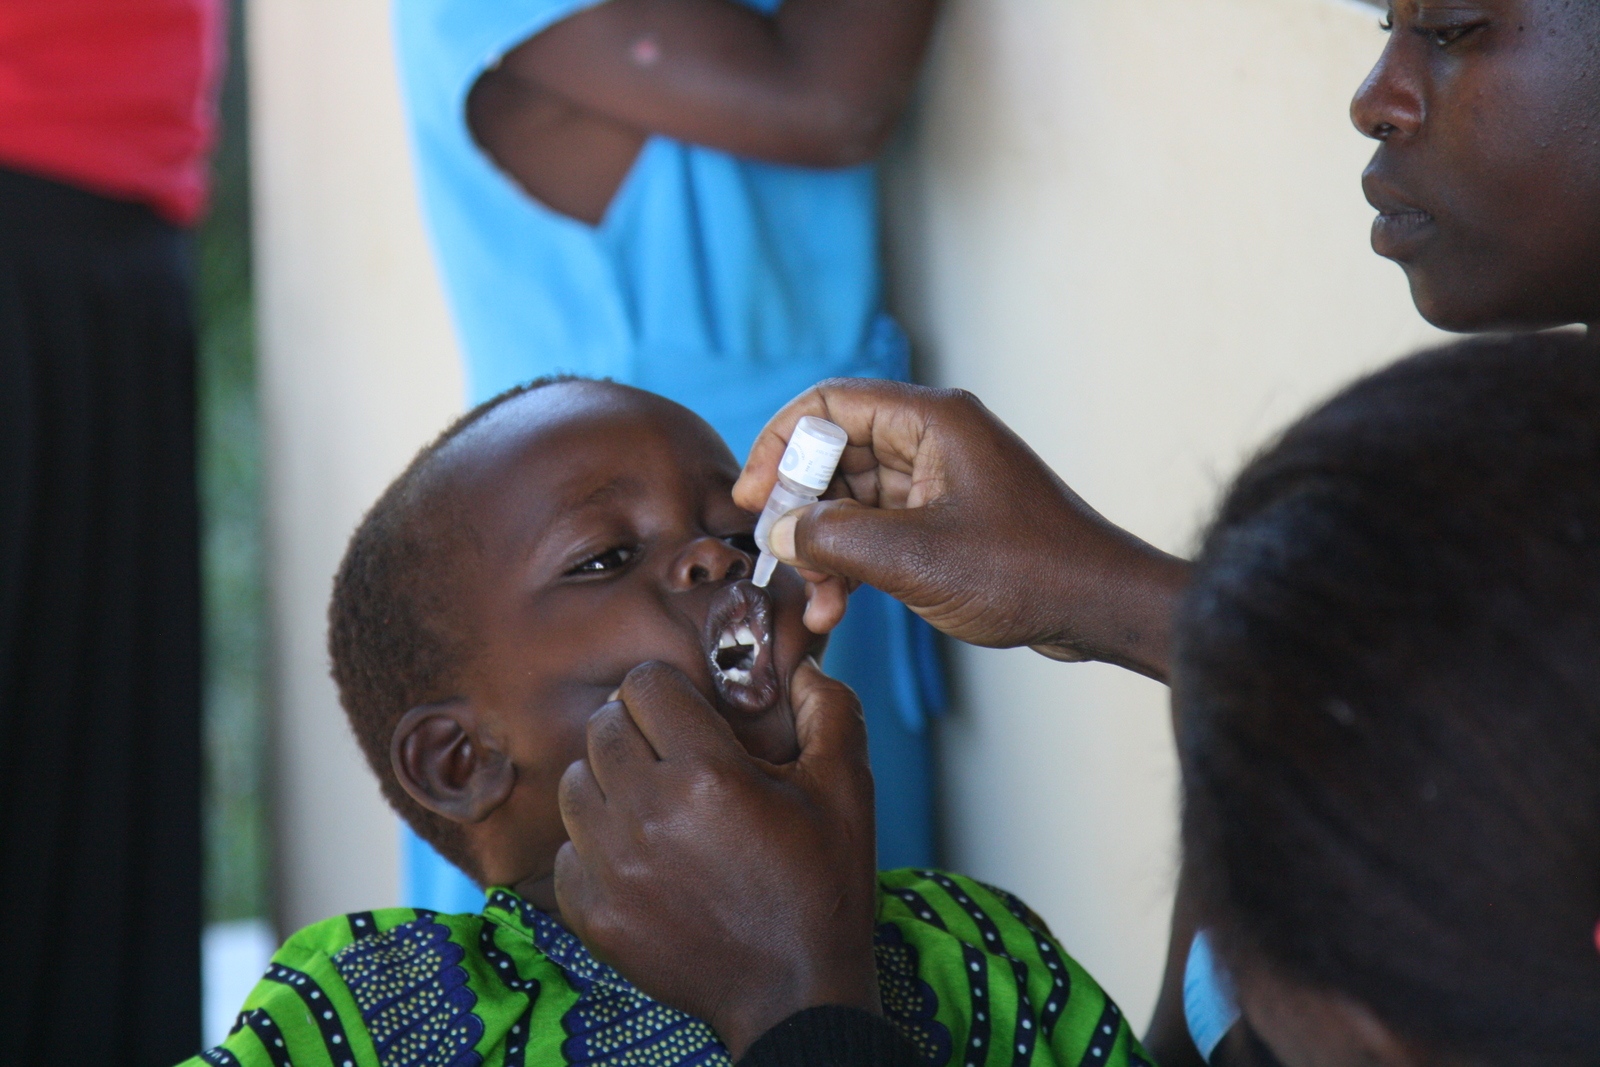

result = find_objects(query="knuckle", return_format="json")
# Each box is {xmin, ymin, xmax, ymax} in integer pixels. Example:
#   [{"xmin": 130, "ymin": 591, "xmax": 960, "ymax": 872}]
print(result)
[
  {"xmin": 556, "ymin": 769, "xmax": 586, "ymax": 816},
  {"xmin": 586, "ymin": 706, "xmax": 632, "ymax": 759},
  {"xmin": 577, "ymin": 905, "xmax": 620, "ymax": 956},
  {"xmin": 624, "ymin": 659, "xmax": 692, "ymax": 700},
  {"xmin": 936, "ymin": 386, "xmax": 983, "ymax": 412},
  {"xmin": 681, "ymin": 764, "xmax": 733, "ymax": 806},
  {"xmin": 586, "ymin": 700, "xmax": 625, "ymax": 741}
]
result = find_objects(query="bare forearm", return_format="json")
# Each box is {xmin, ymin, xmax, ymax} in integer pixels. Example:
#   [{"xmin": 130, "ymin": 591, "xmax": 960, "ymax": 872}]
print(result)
[
  {"xmin": 1030, "ymin": 537, "xmax": 1191, "ymax": 683},
  {"xmin": 498, "ymin": 0, "xmax": 938, "ymax": 165}
]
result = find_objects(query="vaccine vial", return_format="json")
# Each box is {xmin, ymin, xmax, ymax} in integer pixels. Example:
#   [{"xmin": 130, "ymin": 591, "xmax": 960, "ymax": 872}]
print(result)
[{"xmin": 751, "ymin": 416, "xmax": 848, "ymax": 587}]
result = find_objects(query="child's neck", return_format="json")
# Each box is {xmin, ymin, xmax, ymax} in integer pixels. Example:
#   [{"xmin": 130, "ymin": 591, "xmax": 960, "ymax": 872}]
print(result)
[{"xmin": 512, "ymin": 870, "xmax": 569, "ymax": 928}]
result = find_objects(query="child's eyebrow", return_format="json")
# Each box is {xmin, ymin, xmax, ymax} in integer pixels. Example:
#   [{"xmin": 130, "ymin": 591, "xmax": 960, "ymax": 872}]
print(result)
[{"xmin": 561, "ymin": 474, "xmax": 643, "ymax": 510}]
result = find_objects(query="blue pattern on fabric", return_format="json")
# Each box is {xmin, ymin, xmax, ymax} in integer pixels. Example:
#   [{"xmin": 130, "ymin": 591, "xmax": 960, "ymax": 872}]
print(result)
[
  {"xmin": 331, "ymin": 913, "xmax": 486, "ymax": 1067},
  {"xmin": 484, "ymin": 889, "xmax": 730, "ymax": 1067},
  {"xmin": 874, "ymin": 923, "xmax": 953, "ymax": 1066}
]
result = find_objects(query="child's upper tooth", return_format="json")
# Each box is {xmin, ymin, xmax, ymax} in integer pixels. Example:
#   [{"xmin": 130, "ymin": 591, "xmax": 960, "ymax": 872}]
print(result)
[
  {"xmin": 736, "ymin": 625, "xmax": 757, "ymax": 646},
  {"xmin": 719, "ymin": 631, "xmax": 738, "ymax": 649}
]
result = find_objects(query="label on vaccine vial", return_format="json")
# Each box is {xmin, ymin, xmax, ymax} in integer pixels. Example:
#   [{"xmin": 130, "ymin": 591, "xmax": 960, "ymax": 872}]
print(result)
[{"xmin": 778, "ymin": 417, "xmax": 847, "ymax": 492}]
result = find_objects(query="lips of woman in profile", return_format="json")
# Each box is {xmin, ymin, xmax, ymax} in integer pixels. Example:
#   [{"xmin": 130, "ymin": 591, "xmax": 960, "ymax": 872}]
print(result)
[
  {"xmin": 703, "ymin": 580, "xmax": 781, "ymax": 716},
  {"xmin": 1364, "ymin": 169, "xmax": 1436, "ymax": 262}
]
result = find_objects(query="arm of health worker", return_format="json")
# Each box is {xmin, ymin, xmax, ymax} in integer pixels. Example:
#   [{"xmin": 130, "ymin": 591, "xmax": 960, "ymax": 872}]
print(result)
[{"xmin": 737, "ymin": 378, "xmax": 1190, "ymax": 682}]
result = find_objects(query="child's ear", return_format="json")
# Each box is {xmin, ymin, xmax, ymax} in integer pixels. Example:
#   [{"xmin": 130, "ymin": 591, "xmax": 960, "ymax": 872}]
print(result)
[{"xmin": 390, "ymin": 701, "xmax": 515, "ymax": 824}]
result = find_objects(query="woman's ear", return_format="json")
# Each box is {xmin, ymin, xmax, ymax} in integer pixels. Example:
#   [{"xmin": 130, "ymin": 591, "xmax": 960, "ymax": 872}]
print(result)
[{"xmin": 390, "ymin": 700, "xmax": 515, "ymax": 824}]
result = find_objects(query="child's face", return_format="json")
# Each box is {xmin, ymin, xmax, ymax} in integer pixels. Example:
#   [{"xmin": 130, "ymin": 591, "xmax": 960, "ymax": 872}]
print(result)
[
  {"xmin": 437, "ymin": 382, "xmax": 823, "ymax": 901},
  {"xmin": 1353, "ymin": 0, "xmax": 1600, "ymax": 331}
]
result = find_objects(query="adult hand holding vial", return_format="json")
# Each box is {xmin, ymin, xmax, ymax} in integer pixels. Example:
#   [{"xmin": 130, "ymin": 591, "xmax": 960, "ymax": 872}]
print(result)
[{"xmin": 751, "ymin": 416, "xmax": 848, "ymax": 586}]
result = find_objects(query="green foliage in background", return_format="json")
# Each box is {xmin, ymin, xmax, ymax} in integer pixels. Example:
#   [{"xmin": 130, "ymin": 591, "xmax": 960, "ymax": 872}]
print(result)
[{"xmin": 199, "ymin": 0, "xmax": 270, "ymax": 925}]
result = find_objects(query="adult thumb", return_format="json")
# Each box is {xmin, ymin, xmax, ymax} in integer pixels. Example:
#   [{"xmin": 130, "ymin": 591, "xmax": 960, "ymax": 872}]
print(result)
[
  {"xmin": 773, "ymin": 498, "xmax": 933, "ymax": 598},
  {"xmin": 788, "ymin": 658, "xmax": 877, "ymax": 869},
  {"xmin": 789, "ymin": 657, "xmax": 870, "ymax": 776}
]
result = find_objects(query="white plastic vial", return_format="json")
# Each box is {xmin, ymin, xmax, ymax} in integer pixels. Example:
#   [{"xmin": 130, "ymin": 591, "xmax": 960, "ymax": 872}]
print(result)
[{"xmin": 751, "ymin": 416, "xmax": 848, "ymax": 587}]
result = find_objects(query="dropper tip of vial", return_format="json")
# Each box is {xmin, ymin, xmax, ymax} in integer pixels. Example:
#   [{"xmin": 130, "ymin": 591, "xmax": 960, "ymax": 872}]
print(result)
[{"xmin": 752, "ymin": 552, "xmax": 778, "ymax": 587}]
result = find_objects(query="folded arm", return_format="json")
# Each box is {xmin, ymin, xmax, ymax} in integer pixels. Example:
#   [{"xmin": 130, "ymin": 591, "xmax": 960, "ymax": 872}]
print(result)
[
  {"xmin": 496, "ymin": 0, "xmax": 937, "ymax": 166},
  {"xmin": 468, "ymin": 0, "xmax": 937, "ymax": 222}
]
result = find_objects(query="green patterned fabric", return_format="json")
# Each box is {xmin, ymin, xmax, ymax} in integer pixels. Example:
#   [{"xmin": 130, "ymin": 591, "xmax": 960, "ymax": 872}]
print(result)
[{"xmin": 183, "ymin": 869, "xmax": 1152, "ymax": 1067}]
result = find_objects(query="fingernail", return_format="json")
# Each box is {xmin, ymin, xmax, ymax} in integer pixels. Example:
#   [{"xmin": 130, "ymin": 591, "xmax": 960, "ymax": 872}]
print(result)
[
  {"xmin": 771, "ymin": 513, "xmax": 798, "ymax": 561},
  {"xmin": 606, "ymin": 688, "xmax": 621, "ymax": 703}
]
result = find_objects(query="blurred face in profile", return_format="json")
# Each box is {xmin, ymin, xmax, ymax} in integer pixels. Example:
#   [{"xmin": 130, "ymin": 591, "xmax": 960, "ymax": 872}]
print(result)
[{"xmin": 1352, "ymin": 0, "xmax": 1600, "ymax": 331}]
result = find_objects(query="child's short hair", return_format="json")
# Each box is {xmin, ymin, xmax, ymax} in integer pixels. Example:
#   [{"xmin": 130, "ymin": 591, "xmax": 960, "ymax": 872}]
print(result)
[
  {"xmin": 327, "ymin": 375, "xmax": 591, "ymax": 883},
  {"xmin": 1176, "ymin": 333, "xmax": 1600, "ymax": 1065}
]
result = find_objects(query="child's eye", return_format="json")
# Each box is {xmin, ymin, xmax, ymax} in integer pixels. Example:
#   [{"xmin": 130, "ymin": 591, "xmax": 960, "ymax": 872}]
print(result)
[
  {"xmin": 723, "ymin": 532, "xmax": 759, "ymax": 556},
  {"xmin": 568, "ymin": 546, "xmax": 636, "ymax": 576}
]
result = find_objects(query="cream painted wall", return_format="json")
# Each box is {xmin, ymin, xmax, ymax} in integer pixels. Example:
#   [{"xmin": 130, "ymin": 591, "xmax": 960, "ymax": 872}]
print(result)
[
  {"xmin": 248, "ymin": 0, "xmax": 1443, "ymax": 1023},
  {"xmin": 249, "ymin": 0, "xmax": 465, "ymax": 933},
  {"xmin": 883, "ymin": 0, "xmax": 1443, "ymax": 1028}
]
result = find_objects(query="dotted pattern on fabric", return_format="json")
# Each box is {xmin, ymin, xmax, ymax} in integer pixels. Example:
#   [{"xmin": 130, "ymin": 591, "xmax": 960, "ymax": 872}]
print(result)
[
  {"xmin": 1075, "ymin": 1001, "xmax": 1123, "ymax": 1067},
  {"xmin": 181, "ymin": 871, "xmax": 1157, "ymax": 1067},
  {"xmin": 331, "ymin": 913, "xmax": 486, "ymax": 1067},
  {"xmin": 874, "ymin": 922, "xmax": 954, "ymax": 1066},
  {"xmin": 981, "ymin": 883, "xmax": 1072, "ymax": 1040},
  {"xmin": 264, "ymin": 962, "xmax": 358, "ymax": 1067},
  {"xmin": 241, "ymin": 1009, "xmax": 293, "ymax": 1067},
  {"xmin": 486, "ymin": 889, "xmax": 730, "ymax": 1067}
]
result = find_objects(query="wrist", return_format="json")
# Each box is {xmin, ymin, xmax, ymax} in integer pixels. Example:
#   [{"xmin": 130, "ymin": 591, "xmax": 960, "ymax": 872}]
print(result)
[
  {"xmin": 1033, "ymin": 540, "xmax": 1191, "ymax": 683},
  {"xmin": 715, "ymin": 953, "xmax": 881, "ymax": 1059}
]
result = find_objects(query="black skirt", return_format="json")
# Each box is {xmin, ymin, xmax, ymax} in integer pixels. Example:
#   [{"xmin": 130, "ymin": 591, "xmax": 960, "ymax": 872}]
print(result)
[{"xmin": 0, "ymin": 167, "xmax": 202, "ymax": 1065}]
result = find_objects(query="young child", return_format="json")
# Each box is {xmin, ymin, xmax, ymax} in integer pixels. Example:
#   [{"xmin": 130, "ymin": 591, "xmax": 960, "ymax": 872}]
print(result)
[
  {"xmin": 186, "ymin": 377, "xmax": 1151, "ymax": 1067},
  {"xmin": 1175, "ymin": 331, "xmax": 1600, "ymax": 1067}
]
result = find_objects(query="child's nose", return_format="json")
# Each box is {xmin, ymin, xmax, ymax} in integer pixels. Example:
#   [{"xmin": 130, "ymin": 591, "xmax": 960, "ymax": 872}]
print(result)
[{"xmin": 669, "ymin": 536, "xmax": 751, "ymax": 589}]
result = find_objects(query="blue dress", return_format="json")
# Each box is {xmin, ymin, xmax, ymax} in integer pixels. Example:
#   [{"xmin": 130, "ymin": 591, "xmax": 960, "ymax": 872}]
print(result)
[{"xmin": 393, "ymin": 0, "xmax": 943, "ymax": 910}]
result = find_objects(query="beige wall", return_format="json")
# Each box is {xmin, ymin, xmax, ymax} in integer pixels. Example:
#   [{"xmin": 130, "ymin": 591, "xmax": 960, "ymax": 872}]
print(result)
[
  {"xmin": 249, "ymin": 0, "xmax": 1441, "ymax": 1022},
  {"xmin": 249, "ymin": 0, "xmax": 465, "ymax": 933},
  {"xmin": 883, "ymin": 0, "xmax": 1441, "ymax": 1026}
]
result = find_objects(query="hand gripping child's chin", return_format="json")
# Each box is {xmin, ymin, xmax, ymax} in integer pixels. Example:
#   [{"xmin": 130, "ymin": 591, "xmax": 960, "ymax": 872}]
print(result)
[{"xmin": 183, "ymin": 377, "xmax": 1154, "ymax": 1067}]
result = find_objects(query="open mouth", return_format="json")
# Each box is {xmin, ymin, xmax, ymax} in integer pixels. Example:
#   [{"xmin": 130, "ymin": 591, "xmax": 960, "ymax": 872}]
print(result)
[{"xmin": 704, "ymin": 581, "xmax": 780, "ymax": 715}]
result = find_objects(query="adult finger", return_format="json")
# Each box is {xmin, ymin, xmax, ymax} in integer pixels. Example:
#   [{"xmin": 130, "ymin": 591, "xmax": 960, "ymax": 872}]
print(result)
[
  {"xmin": 615, "ymin": 660, "xmax": 742, "ymax": 763},
  {"xmin": 735, "ymin": 387, "xmax": 836, "ymax": 512},
  {"xmin": 787, "ymin": 658, "xmax": 870, "ymax": 775},
  {"xmin": 782, "ymin": 497, "xmax": 944, "ymax": 601},
  {"xmin": 557, "ymin": 756, "xmax": 607, "ymax": 853},
  {"xmin": 734, "ymin": 378, "xmax": 936, "ymax": 513},
  {"xmin": 785, "ymin": 659, "xmax": 878, "ymax": 890},
  {"xmin": 552, "ymin": 840, "xmax": 605, "ymax": 944},
  {"xmin": 583, "ymin": 697, "xmax": 661, "ymax": 799},
  {"xmin": 801, "ymin": 574, "xmax": 850, "ymax": 634}
]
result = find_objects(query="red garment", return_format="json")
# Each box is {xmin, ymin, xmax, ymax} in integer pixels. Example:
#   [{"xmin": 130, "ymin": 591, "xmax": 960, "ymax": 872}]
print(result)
[{"xmin": 0, "ymin": 0, "xmax": 224, "ymax": 226}]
